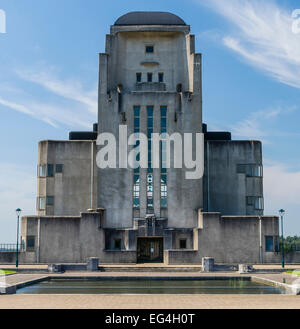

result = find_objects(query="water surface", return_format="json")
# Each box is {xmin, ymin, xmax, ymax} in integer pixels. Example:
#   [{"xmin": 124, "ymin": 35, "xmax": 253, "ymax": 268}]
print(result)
[{"xmin": 17, "ymin": 278, "xmax": 285, "ymax": 294}]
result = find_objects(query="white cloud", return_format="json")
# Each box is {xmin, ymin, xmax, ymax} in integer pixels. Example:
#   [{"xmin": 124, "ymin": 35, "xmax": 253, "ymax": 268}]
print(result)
[{"xmin": 199, "ymin": 0, "xmax": 300, "ymax": 89}]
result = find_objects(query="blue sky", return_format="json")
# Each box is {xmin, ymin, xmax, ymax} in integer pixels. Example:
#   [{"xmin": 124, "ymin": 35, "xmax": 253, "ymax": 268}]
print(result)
[{"xmin": 0, "ymin": 0, "xmax": 300, "ymax": 242}]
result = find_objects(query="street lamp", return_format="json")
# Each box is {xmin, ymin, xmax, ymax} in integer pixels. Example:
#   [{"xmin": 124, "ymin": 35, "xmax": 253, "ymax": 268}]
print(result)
[
  {"xmin": 279, "ymin": 209, "xmax": 285, "ymax": 268},
  {"xmin": 15, "ymin": 208, "xmax": 22, "ymax": 268}
]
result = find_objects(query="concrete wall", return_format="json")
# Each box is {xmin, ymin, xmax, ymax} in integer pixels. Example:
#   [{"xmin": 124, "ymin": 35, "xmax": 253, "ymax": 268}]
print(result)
[
  {"xmin": 13, "ymin": 211, "xmax": 295, "ymax": 265},
  {"xmin": 203, "ymin": 141, "xmax": 263, "ymax": 215},
  {"xmin": 37, "ymin": 140, "xmax": 97, "ymax": 216}
]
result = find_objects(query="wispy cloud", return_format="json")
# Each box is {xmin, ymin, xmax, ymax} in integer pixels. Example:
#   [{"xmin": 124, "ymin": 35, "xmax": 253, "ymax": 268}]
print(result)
[
  {"xmin": 15, "ymin": 67, "xmax": 97, "ymax": 114},
  {"xmin": 198, "ymin": 0, "xmax": 300, "ymax": 89},
  {"xmin": 228, "ymin": 106, "xmax": 297, "ymax": 142},
  {"xmin": 0, "ymin": 64, "xmax": 97, "ymax": 128}
]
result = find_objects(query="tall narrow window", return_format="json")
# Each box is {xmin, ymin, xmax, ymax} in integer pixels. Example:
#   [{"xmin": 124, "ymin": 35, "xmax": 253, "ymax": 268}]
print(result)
[
  {"xmin": 147, "ymin": 73, "xmax": 153, "ymax": 82},
  {"xmin": 47, "ymin": 164, "xmax": 54, "ymax": 177},
  {"xmin": 160, "ymin": 106, "xmax": 168, "ymax": 208},
  {"xmin": 136, "ymin": 72, "xmax": 142, "ymax": 83},
  {"xmin": 161, "ymin": 174, "xmax": 167, "ymax": 208},
  {"xmin": 147, "ymin": 173, "xmax": 154, "ymax": 209},
  {"xmin": 133, "ymin": 106, "xmax": 140, "ymax": 208},
  {"xmin": 158, "ymin": 73, "xmax": 164, "ymax": 83},
  {"xmin": 37, "ymin": 197, "xmax": 46, "ymax": 210},
  {"xmin": 38, "ymin": 165, "xmax": 46, "ymax": 177},
  {"xmin": 147, "ymin": 106, "xmax": 153, "ymax": 171},
  {"xmin": 147, "ymin": 106, "xmax": 154, "ymax": 211}
]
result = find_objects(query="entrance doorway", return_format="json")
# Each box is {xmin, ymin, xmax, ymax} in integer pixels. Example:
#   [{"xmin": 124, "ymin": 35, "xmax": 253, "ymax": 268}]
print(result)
[{"xmin": 137, "ymin": 237, "xmax": 164, "ymax": 263}]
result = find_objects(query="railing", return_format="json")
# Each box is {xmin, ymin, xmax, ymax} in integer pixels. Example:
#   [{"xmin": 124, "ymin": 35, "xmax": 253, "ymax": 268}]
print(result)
[{"xmin": 0, "ymin": 242, "xmax": 25, "ymax": 252}]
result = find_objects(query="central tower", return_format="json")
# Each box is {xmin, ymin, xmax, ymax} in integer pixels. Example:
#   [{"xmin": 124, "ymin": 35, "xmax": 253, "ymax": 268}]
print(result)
[{"xmin": 98, "ymin": 12, "xmax": 203, "ymax": 259}]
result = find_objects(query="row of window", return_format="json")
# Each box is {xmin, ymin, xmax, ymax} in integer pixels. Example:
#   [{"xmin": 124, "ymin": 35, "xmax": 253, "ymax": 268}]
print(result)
[
  {"xmin": 237, "ymin": 164, "xmax": 263, "ymax": 177},
  {"xmin": 136, "ymin": 72, "xmax": 164, "ymax": 83},
  {"xmin": 38, "ymin": 164, "xmax": 63, "ymax": 177},
  {"xmin": 111, "ymin": 238, "xmax": 187, "ymax": 251},
  {"xmin": 24, "ymin": 234, "xmax": 278, "ymax": 252},
  {"xmin": 133, "ymin": 106, "xmax": 168, "ymax": 210}
]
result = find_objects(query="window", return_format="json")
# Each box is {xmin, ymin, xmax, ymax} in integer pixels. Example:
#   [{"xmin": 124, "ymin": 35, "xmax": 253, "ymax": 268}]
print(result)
[
  {"xmin": 47, "ymin": 164, "xmax": 54, "ymax": 177},
  {"xmin": 136, "ymin": 72, "xmax": 142, "ymax": 83},
  {"xmin": 147, "ymin": 73, "xmax": 153, "ymax": 82},
  {"xmin": 161, "ymin": 174, "xmax": 167, "ymax": 208},
  {"xmin": 180, "ymin": 239, "xmax": 187, "ymax": 249},
  {"xmin": 158, "ymin": 73, "xmax": 164, "ymax": 83},
  {"xmin": 133, "ymin": 174, "xmax": 140, "ymax": 208},
  {"xmin": 237, "ymin": 164, "xmax": 263, "ymax": 177},
  {"xmin": 46, "ymin": 196, "xmax": 54, "ymax": 206},
  {"xmin": 265, "ymin": 236, "xmax": 274, "ymax": 252},
  {"xmin": 38, "ymin": 165, "xmax": 46, "ymax": 177},
  {"xmin": 147, "ymin": 173, "xmax": 154, "ymax": 209},
  {"xmin": 160, "ymin": 106, "xmax": 168, "ymax": 208},
  {"xmin": 133, "ymin": 106, "xmax": 140, "ymax": 208},
  {"xmin": 254, "ymin": 197, "xmax": 264, "ymax": 210},
  {"xmin": 114, "ymin": 239, "xmax": 121, "ymax": 250},
  {"xmin": 145, "ymin": 45, "xmax": 154, "ymax": 53},
  {"xmin": 147, "ymin": 106, "xmax": 153, "ymax": 170},
  {"xmin": 37, "ymin": 197, "xmax": 46, "ymax": 210},
  {"xmin": 26, "ymin": 236, "xmax": 35, "ymax": 251},
  {"xmin": 246, "ymin": 196, "xmax": 264, "ymax": 210},
  {"xmin": 56, "ymin": 164, "xmax": 63, "ymax": 173}
]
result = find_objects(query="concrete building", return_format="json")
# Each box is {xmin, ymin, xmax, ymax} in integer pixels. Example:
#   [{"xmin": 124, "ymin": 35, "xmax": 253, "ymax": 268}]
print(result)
[{"xmin": 13, "ymin": 11, "xmax": 284, "ymax": 265}]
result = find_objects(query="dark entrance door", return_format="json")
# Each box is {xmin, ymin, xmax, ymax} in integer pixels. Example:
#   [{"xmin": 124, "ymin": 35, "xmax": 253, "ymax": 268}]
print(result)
[{"xmin": 137, "ymin": 237, "xmax": 164, "ymax": 263}]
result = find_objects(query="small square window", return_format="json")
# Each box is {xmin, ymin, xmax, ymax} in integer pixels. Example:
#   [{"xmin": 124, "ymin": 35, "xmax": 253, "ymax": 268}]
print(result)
[
  {"xmin": 145, "ymin": 45, "xmax": 154, "ymax": 53},
  {"xmin": 147, "ymin": 73, "xmax": 153, "ymax": 82},
  {"xmin": 56, "ymin": 164, "xmax": 63, "ymax": 173},
  {"xmin": 158, "ymin": 73, "xmax": 164, "ymax": 83},
  {"xmin": 114, "ymin": 239, "xmax": 121, "ymax": 250},
  {"xmin": 179, "ymin": 239, "xmax": 187, "ymax": 249}
]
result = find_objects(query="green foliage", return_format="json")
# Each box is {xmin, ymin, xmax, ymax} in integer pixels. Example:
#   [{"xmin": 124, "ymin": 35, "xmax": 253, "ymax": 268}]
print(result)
[{"xmin": 281, "ymin": 236, "xmax": 300, "ymax": 253}]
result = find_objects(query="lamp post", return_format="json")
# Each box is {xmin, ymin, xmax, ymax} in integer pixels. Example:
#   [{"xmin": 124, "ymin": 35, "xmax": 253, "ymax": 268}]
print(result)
[
  {"xmin": 15, "ymin": 208, "xmax": 22, "ymax": 268},
  {"xmin": 279, "ymin": 209, "xmax": 285, "ymax": 268}
]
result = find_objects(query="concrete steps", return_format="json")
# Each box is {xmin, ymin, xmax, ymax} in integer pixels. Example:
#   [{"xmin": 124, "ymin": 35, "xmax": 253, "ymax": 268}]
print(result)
[{"xmin": 99, "ymin": 266, "xmax": 202, "ymax": 272}]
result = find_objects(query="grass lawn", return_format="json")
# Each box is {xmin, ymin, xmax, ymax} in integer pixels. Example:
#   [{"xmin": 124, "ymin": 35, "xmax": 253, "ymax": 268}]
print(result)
[
  {"xmin": 286, "ymin": 270, "xmax": 300, "ymax": 275},
  {"xmin": 0, "ymin": 270, "xmax": 16, "ymax": 275}
]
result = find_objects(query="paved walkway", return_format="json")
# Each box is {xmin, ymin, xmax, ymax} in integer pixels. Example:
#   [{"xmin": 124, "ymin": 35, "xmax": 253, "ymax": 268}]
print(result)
[{"xmin": 0, "ymin": 293, "xmax": 299, "ymax": 309}]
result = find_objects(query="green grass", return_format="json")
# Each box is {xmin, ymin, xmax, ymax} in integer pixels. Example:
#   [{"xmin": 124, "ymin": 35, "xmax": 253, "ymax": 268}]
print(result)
[
  {"xmin": 0, "ymin": 270, "xmax": 16, "ymax": 275},
  {"xmin": 286, "ymin": 270, "xmax": 300, "ymax": 275}
]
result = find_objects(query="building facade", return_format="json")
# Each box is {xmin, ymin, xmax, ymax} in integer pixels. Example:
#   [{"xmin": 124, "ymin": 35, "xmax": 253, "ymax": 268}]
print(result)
[{"xmin": 17, "ymin": 12, "xmax": 282, "ymax": 265}]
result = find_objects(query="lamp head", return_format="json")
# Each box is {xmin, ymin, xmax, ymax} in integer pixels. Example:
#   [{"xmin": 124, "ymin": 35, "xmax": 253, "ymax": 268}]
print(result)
[
  {"xmin": 16, "ymin": 208, "xmax": 22, "ymax": 216},
  {"xmin": 279, "ymin": 209, "xmax": 285, "ymax": 216}
]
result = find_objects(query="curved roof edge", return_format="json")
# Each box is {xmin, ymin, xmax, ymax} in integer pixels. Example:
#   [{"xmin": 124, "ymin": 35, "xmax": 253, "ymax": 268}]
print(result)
[{"xmin": 114, "ymin": 11, "xmax": 186, "ymax": 26}]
